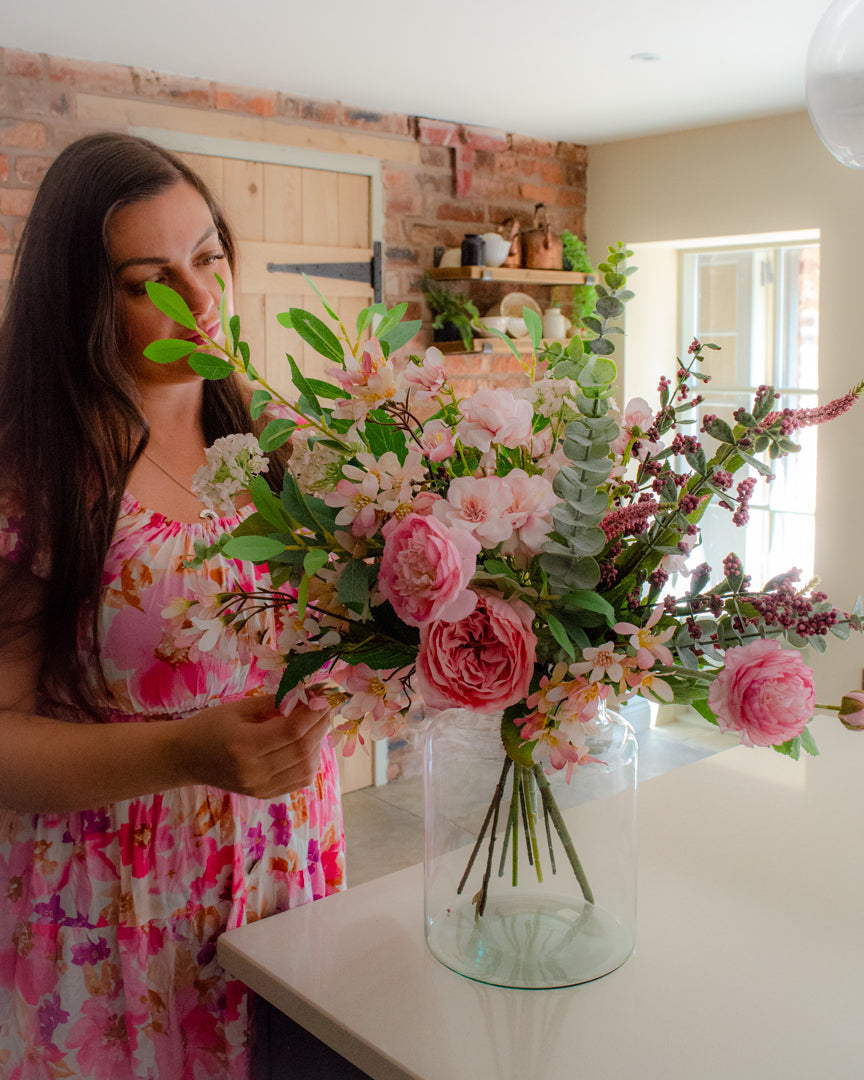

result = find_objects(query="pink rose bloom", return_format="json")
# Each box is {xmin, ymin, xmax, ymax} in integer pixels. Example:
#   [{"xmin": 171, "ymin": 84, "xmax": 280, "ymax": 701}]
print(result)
[
  {"xmin": 411, "ymin": 490, "xmax": 443, "ymax": 516},
  {"xmin": 838, "ymin": 691, "xmax": 864, "ymax": 730},
  {"xmin": 378, "ymin": 513, "xmax": 480, "ymax": 627},
  {"xmin": 707, "ymin": 639, "xmax": 815, "ymax": 747},
  {"xmin": 457, "ymin": 388, "xmax": 534, "ymax": 452},
  {"xmin": 416, "ymin": 590, "xmax": 537, "ymax": 712}
]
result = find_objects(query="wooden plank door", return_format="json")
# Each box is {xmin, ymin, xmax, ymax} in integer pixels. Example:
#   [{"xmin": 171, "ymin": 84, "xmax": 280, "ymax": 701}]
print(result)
[
  {"xmin": 179, "ymin": 152, "xmax": 374, "ymax": 389},
  {"xmin": 179, "ymin": 151, "xmax": 376, "ymax": 795}
]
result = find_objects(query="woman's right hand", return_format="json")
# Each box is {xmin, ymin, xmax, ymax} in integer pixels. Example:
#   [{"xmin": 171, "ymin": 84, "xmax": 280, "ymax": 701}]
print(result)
[{"xmin": 175, "ymin": 694, "xmax": 332, "ymax": 799}]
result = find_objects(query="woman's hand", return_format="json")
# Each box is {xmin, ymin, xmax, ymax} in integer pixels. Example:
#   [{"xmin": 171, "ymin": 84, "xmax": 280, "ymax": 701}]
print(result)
[{"xmin": 174, "ymin": 695, "xmax": 332, "ymax": 799}]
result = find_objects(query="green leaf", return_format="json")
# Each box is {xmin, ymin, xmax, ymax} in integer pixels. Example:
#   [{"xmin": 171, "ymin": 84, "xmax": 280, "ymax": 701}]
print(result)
[
  {"xmin": 250, "ymin": 474, "xmax": 291, "ymax": 530},
  {"xmin": 281, "ymin": 473, "xmax": 338, "ymax": 537},
  {"xmin": 259, "ymin": 418, "xmax": 298, "ymax": 451},
  {"xmin": 356, "ymin": 303, "xmax": 387, "ymax": 335},
  {"xmin": 703, "ymin": 416, "xmax": 736, "ymax": 444},
  {"xmin": 484, "ymin": 326, "xmax": 523, "ymax": 361},
  {"xmin": 143, "ymin": 337, "xmax": 198, "ymax": 363},
  {"xmin": 546, "ymin": 611, "xmax": 576, "ymax": 660},
  {"xmin": 276, "ymin": 647, "xmax": 339, "ymax": 704},
  {"xmin": 338, "ymin": 558, "xmax": 371, "ymax": 614},
  {"xmin": 344, "ymin": 642, "xmax": 417, "ymax": 671},
  {"xmin": 304, "ymin": 378, "xmax": 346, "ymax": 401},
  {"xmin": 288, "ymin": 355, "xmax": 322, "ymax": 420},
  {"xmin": 250, "ymin": 388, "xmax": 274, "ymax": 420},
  {"xmin": 188, "ymin": 354, "xmax": 235, "ymax": 380},
  {"xmin": 289, "ymin": 308, "xmax": 344, "ymax": 365},
  {"xmin": 523, "ymin": 307, "xmax": 543, "ymax": 348},
  {"xmin": 365, "ymin": 408, "xmax": 408, "ymax": 463},
  {"xmin": 303, "ymin": 548, "xmax": 330, "ymax": 576},
  {"xmin": 558, "ymin": 589, "xmax": 617, "ymax": 626},
  {"xmin": 373, "ymin": 302, "xmax": 409, "ymax": 340},
  {"xmin": 689, "ymin": 697, "xmax": 719, "ymax": 726},
  {"xmin": 587, "ymin": 336, "xmax": 616, "ymax": 356},
  {"xmin": 301, "ymin": 273, "xmax": 340, "ymax": 321},
  {"xmin": 145, "ymin": 281, "xmax": 197, "ymax": 331},
  {"xmin": 222, "ymin": 535, "xmax": 287, "ymax": 562},
  {"xmin": 772, "ymin": 736, "xmax": 801, "ymax": 760},
  {"xmin": 379, "ymin": 319, "xmax": 423, "ymax": 353},
  {"xmin": 799, "ymin": 725, "xmax": 820, "ymax": 757},
  {"xmin": 501, "ymin": 708, "xmax": 535, "ymax": 767},
  {"xmin": 229, "ymin": 314, "xmax": 241, "ymax": 352}
]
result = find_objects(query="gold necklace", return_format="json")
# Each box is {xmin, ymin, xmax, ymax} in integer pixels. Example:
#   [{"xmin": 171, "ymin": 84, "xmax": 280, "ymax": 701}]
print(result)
[{"xmin": 142, "ymin": 451, "xmax": 219, "ymax": 521}]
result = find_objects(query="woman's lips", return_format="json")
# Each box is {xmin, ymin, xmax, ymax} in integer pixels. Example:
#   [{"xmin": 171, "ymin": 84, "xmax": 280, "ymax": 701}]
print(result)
[{"xmin": 187, "ymin": 322, "xmax": 222, "ymax": 347}]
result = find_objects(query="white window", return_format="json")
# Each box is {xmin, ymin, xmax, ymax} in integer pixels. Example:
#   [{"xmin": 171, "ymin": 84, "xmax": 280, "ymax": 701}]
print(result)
[{"xmin": 678, "ymin": 242, "xmax": 820, "ymax": 587}]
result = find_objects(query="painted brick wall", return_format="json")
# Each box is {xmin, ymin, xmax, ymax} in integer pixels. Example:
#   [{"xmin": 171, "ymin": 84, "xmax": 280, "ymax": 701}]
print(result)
[{"xmin": 0, "ymin": 47, "xmax": 587, "ymax": 392}]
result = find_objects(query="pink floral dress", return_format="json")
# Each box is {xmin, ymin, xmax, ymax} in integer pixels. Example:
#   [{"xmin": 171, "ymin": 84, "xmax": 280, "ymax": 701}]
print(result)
[{"xmin": 0, "ymin": 493, "xmax": 345, "ymax": 1079}]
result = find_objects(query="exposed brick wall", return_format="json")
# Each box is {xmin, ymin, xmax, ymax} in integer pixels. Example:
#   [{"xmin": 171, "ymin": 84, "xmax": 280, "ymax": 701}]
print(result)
[{"xmin": 0, "ymin": 47, "xmax": 587, "ymax": 391}]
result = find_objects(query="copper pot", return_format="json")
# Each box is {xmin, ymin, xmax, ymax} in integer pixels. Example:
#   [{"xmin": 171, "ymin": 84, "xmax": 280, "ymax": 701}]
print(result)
[{"xmin": 522, "ymin": 203, "xmax": 563, "ymax": 270}]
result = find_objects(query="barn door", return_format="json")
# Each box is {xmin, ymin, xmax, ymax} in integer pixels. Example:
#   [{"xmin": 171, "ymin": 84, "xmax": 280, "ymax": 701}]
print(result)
[
  {"xmin": 179, "ymin": 152, "xmax": 374, "ymax": 389},
  {"xmin": 179, "ymin": 150, "xmax": 377, "ymax": 795}
]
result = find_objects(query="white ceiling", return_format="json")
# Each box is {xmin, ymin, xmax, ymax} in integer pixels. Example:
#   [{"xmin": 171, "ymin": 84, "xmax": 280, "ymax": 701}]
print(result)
[{"xmin": 2, "ymin": 0, "xmax": 833, "ymax": 144}]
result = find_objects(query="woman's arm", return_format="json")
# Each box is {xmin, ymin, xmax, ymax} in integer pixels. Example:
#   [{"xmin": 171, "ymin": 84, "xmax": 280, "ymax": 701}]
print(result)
[{"xmin": 0, "ymin": 572, "xmax": 330, "ymax": 814}]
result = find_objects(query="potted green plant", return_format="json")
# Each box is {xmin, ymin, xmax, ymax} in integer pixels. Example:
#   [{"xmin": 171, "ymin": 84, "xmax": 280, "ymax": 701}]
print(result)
[
  {"xmin": 421, "ymin": 275, "xmax": 480, "ymax": 351},
  {"xmin": 561, "ymin": 231, "xmax": 597, "ymax": 329}
]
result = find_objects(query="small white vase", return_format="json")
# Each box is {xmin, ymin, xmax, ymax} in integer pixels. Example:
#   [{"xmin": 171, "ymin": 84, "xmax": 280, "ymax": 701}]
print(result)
[{"xmin": 542, "ymin": 306, "xmax": 568, "ymax": 339}]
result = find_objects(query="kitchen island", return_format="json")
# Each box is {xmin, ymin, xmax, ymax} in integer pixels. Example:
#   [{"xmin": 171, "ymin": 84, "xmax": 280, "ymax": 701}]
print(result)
[{"xmin": 218, "ymin": 715, "xmax": 863, "ymax": 1080}]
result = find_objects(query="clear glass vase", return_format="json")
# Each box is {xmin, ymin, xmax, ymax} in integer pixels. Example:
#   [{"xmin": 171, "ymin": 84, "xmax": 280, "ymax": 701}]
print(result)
[{"xmin": 423, "ymin": 704, "xmax": 637, "ymax": 989}]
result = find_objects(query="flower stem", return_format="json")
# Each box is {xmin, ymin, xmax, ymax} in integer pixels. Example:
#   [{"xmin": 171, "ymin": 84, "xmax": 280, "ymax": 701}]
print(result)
[
  {"xmin": 456, "ymin": 756, "xmax": 512, "ymax": 896},
  {"xmin": 532, "ymin": 764, "xmax": 594, "ymax": 905}
]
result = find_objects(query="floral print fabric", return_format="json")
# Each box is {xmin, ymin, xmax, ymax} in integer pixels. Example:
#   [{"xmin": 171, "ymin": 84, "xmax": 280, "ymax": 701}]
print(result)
[{"xmin": 0, "ymin": 494, "xmax": 345, "ymax": 1079}]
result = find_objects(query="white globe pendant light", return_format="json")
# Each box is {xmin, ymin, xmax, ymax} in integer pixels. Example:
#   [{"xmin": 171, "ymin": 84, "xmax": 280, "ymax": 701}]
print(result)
[{"xmin": 806, "ymin": 0, "xmax": 864, "ymax": 167}]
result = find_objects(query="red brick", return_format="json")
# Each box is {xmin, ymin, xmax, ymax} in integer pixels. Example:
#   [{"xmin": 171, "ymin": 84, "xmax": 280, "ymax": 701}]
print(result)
[
  {"xmin": 382, "ymin": 164, "xmax": 413, "ymax": 190},
  {"xmin": 0, "ymin": 188, "xmax": 36, "ymax": 216},
  {"xmin": 0, "ymin": 222, "xmax": 10, "ymax": 250},
  {"xmin": 213, "ymin": 86, "xmax": 276, "ymax": 117},
  {"xmin": 275, "ymin": 94, "xmax": 302, "ymax": 119},
  {"xmin": 385, "ymin": 192, "xmax": 424, "ymax": 216},
  {"xmin": 0, "ymin": 253, "xmax": 14, "ymax": 281},
  {"xmin": 461, "ymin": 125, "xmax": 510, "ymax": 153},
  {"xmin": 415, "ymin": 171, "xmax": 451, "ymax": 194},
  {"xmin": 557, "ymin": 188, "xmax": 587, "ymax": 210},
  {"xmin": 298, "ymin": 97, "xmax": 340, "ymax": 125},
  {"xmin": 337, "ymin": 104, "xmax": 410, "ymax": 136},
  {"xmin": 49, "ymin": 56, "xmax": 135, "ymax": 95},
  {"xmin": 4, "ymin": 49, "xmax": 44, "ymax": 79},
  {"xmin": 408, "ymin": 223, "xmax": 448, "ymax": 247},
  {"xmin": 0, "ymin": 120, "xmax": 48, "ymax": 149},
  {"xmin": 419, "ymin": 145, "xmax": 450, "ymax": 168},
  {"xmin": 556, "ymin": 142, "xmax": 588, "ymax": 164},
  {"xmin": 469, "ymin": 175, "xmax": 521, "ymax": 200},
  {"xmin": 0, "ymin": 155, "xmax": 8, "ymax": 184},
  {"xmin": 14, "ymin": 155, "xmax": 52, "ymax": 185},
  {"xmin": 519, "ymin": 182, "xmax": 557, "ymax": 205},
  {"xmin": 435, "ymin": 203, "xmax": 484, "ymax": 223},
  {"xmin": 131, "ymin": 68, "xmax": 211, "ymax": 107},
  {"xmin": 13, "ymin": 219, "xmax": 27, "ymax": 243},
  {"xmin": 417, "ymin": 117, "xmax": 461, "ymax": 147},
  {"xmin": 560, "ymin": 160, "xmax": 587, "ymax": 186},
  {"xmin": 510, "ymin": 135, "xmax": 556, "ymax": 158},
  {"xmin": 541, "ymin": 162, "xmax": 564, "ymax": 185}
]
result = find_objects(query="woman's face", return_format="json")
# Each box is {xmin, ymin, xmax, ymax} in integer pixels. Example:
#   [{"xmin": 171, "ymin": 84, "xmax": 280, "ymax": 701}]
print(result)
[{"xmin": 108, "ymin": 180, "xmax": 234, "ymax": 387}]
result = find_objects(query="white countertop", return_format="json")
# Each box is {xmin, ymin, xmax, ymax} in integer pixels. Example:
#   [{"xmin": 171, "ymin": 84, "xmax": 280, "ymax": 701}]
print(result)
[{"xmin": 218, "ymin": 715, "xmax": 864, "ymax": 1080}]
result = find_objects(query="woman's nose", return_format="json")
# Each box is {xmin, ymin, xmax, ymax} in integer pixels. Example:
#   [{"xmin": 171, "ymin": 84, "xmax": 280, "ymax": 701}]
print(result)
[{"xmin": 177, "ymin": 273, "xmax": 216, "ymax": 323}]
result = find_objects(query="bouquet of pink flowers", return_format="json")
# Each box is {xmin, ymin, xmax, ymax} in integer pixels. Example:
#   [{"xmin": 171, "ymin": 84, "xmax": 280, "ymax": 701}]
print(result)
[{"xmin": 144, "ymin": 244, "xmax": 863, "ymax": 773}]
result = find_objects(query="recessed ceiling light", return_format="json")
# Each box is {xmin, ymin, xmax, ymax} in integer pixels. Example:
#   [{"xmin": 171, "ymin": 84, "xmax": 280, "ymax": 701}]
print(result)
[{"xmin": 630, "ymin": 52, "xmax": 662, "ymax": 62}]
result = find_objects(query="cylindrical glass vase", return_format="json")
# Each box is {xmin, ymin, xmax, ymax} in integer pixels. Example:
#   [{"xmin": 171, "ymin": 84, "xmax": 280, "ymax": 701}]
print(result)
[{"xmin": 423, "ymin": 705, "xmax": 637, "ymax": 989}]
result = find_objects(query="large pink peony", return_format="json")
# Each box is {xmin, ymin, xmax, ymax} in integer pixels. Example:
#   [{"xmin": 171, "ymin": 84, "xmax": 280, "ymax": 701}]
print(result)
[
  {"xmin": 707, "ymin": 638, "xmax": 815, "ymax": 747},
  {"xmin": 377, "ymin": 513, "xmax": 479, "ymax": 627},
  {"xmin": 416, "ymin": 590, "xmax": 537, "ymax": 712}
]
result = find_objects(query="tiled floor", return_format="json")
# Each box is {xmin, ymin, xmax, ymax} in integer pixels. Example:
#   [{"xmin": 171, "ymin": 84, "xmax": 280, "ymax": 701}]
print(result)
[{"xmin": 342, "ymin": 701, "xmax": 739, "ymax": 888}]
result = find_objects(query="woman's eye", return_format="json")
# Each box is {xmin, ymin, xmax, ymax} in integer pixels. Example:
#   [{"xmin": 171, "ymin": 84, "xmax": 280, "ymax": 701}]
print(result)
[{"xmin": 200, "ymin": 252, "xmax": 226, "ymax": 266}]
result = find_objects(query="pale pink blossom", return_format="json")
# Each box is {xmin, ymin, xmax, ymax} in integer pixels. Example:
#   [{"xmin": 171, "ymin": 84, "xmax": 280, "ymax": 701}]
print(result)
[
  {"xmin": 377, "ymin": 513, "xmax": 480, "ymax": 627},
  {"xmin": 499, "ymin": 468, "xmax": 558, "ymax": 564},
  {"xmin": 419, "ymin": 419, "xmax": 456, "ymax": 462},
  {"xmin": 626, "ymin": 668, "xmax": 674, "ymax": 703},
  {"xmin": 324, "ymin": 469, "xmax": 382, "ymax": 537},
  {"xmin": 433, "ymin": 475, "xmax": 514, "ymax": 546},
  {"xmin": 614, "ymin": 605, "xmax": 675, "ymax": 669},
  {"xmin": 569, "ymin": 641, "xmax": 628, "ymax": 684},
  {"xmin": 610, "ymin": 397, "xmax": 663, "ymax": 460},
  {"xmin": 404, "ymin": 346, "xmax": 447, "ymax": 400},
  {"xmin": 661, "ymin": 531, "xmax": 699, "ymax": 577},
  {"xmin": 336, "ymin": 663, "xmax": 408, "ymax": 723},
  {"xmin": 707, "ymin": 638, "xmax": 815, "ymax": 747},
  {"xmin": 416, "ymin": 590, "xmax": 537, "ymax": 712},
  {"xmin": 412, "ymin": 490, "xmax": 443, "ymax": 516},
  {"xmin": 456, "ymin": 388, "xmax": 534, "ymax": 452}
]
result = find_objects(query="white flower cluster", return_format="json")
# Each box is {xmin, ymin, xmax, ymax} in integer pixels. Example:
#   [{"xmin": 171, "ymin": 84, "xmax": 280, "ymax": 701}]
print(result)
[
  {"xmin": 515, "ymin": 376, "xmax": 579, "ymax": 419},
  {"xmin": 192, "ymin": 433, "xmax": 269, "ymax": 514}
]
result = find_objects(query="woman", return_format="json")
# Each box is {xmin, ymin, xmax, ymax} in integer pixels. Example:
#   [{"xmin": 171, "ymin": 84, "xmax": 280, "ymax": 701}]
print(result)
[{"xmin": 0, "ymin": 133, "xmax": 345, "ymax": 1078}]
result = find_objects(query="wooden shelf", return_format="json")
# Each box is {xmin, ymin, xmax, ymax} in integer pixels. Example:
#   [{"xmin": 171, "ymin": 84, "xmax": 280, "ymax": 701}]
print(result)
[
  {"xmin": 427, "ymin": 266, "xmax": 594, "ymax": 285},
  {"xmin": 435, "ymin": 335, "xmax": 566, "ymax": 356}
]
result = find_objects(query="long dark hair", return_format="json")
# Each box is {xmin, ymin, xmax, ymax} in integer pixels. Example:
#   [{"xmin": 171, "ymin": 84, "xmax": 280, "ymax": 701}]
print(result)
[{"xmin": 0, "ymin": 132, "xmax": 284, "ymax": 717}]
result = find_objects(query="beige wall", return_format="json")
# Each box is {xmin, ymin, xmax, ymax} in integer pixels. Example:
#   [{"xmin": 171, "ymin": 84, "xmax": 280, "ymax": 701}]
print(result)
[{"xmin": 586, "ymin": 111, "xmax": 864, "ymax": 702}]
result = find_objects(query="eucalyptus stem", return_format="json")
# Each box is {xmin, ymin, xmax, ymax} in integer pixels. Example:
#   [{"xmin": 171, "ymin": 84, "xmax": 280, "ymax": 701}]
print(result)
[
  {"xmin": 521, "ymin": 767, "xmax": 544, "ymax": 885},
  {"xmin": 532, "ymin": 764, "xmax": 594, "ymax": 905},
  {"xmin": 518, "ymin": 771, "xmax": 534, "ymax": 867}
]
